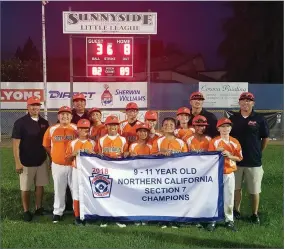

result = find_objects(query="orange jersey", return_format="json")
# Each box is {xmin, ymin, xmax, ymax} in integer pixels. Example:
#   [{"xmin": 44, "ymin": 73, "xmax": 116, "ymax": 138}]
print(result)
[
  {"xmin": 119, "ymin": 120, "xmax": 143, "ymax": 144},
  {"xmin": 97, "ymin": 134, "xmax": 128, "ymax": 158},
  {"xmin": 148, "ymin": 132, "xmax": 163, "ymax": 145},
  {"xmin": 89, "ymin": 124, "xmax": 107, "ymax": 142},
  {"xmin": 66, "ymin": 138, "xmax": 96, "ymax": 167},
  {"xmin": 43, "ymin": 124, "xmax": 77, "ymax": 165},
  {"xmin": 174, "ymin": 127, "xmax": 195, "ymax": 142},
  {"xmin": 186, "ymin": 135, "xmax": 211, "ymax": 152},
  {"xmin": 151, "ymin": 136, "xmax": 188, "ymax": 154},
  {"xmin": 129, "ymin": 142, "xmax": 152, "ymax": 155},
  {"xmin": 209, "ymin": 136, "xmax": 243, "ymax": 174}
]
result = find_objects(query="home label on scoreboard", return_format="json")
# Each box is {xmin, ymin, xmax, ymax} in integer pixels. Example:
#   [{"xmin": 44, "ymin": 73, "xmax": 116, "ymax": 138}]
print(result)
[{"xmin": 86, "ymin": 37, "xmax": 133, "ymax": 77}]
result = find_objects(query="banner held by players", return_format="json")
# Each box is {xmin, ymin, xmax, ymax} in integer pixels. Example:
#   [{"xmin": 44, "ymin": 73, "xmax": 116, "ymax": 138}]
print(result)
[{"xmin": 77, "ymin": 152, "xmax": 224, "ymax": 222}]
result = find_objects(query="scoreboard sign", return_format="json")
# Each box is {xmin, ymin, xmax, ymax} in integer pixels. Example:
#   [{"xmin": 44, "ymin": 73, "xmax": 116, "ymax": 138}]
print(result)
[{"xmin": 86, "ymin": 37, "xmax": 133, "ymax": 77}]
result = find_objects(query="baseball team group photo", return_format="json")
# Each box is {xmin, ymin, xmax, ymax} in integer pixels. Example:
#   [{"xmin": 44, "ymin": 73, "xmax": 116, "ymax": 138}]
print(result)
[{"xmin": 1, "ymin": 1, "xmax": 283, "ymax": 249}]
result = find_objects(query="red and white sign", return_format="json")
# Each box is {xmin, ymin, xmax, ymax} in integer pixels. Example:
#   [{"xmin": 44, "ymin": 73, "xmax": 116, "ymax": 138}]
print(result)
[
  {"xmin": 1, "ymin": 82, "xmax": 147, "ymax": 109},
  {"xmin": 1, "ymin": 89, "xmax": 44, "ymax": 102},
  {"xmin": 1, "ymin": 82, "xmax": 44, "ymax": 109}
]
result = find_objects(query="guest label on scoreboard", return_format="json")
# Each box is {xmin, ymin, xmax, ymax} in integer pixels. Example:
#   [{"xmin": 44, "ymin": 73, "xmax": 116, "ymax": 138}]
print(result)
[{"xmin": 86, "ymin": 37, "xmax": 133, "ymax": 77}]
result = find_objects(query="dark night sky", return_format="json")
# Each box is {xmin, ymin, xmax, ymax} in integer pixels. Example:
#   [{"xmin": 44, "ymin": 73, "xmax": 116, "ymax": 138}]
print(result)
[{"xmin": 1, "ymin": 1, "xmax": 233, "ymax": 70}]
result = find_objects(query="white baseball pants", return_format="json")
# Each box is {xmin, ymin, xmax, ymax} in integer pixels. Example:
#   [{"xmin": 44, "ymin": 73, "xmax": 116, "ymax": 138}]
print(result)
[
  {"xmin": 223, "ymin": 172, "xmax": 235, "ymax": 222},
  {"xmin": 51, "ymin": 163, "xmax": 73, "ymax": 216}
]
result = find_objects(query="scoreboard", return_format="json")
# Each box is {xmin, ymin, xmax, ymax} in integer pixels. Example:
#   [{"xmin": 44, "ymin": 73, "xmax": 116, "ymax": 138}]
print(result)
[{"xmin": 86, "ymin": 37, "xmax": 133, "ymax": 77}]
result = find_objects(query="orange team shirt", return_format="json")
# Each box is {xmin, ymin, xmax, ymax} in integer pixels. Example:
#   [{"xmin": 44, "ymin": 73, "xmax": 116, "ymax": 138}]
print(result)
[
  {"xmin": 174, "ymin": 127, "xmax": 195, "ymax": 142},
  {"xmin": 148, "ymin": 132, "xmax": 163, "ymax": 145},
  {"xmin": 186, "ymin": 135, "xmax": 211, "ymax": 152},
  {"xmin": 119, "ymin": 120, "xmax": 143, "ymax": 145},
  {"xmin": 89, "ymin": 124, "xmax": 107, "ymax": 142},
  {"xmin": 96, "ymin": 134, "xmax": 128, "ymax": 158},
  {"xmin": 65, "ymin": 138, "xmax": 96, "ymax": 167},
  {"xmin": 151, "ymin": 136, "xmax": 188, "ymax": 154},
  {"xmin": 43, "ymin": 124, "xmax": 77, "ymax": 166},
  {"xmin": 208, "ymin": 136, "xmax": 243, "ymax": 174},
  {"xmin": 129, "ymin": 142, "xmax": 152, "ymax": 155}
]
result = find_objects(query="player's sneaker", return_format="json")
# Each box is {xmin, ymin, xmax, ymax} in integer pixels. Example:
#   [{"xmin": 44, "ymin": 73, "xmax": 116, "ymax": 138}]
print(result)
[
  {"xmin": 250, "ymin": 214, "xmax": 260, "ymax": 224},
  {"xmin": 52, "ymin": 215, "xmax": 62, "ymax": 223},
  {"xmin": 74, "ymin": 217, "xmax": 83, "ymax": 226},
  {"xmin": 23, "ymin": 211, "xmax": 33, "ymax": 222},
  {"xmin": 225, "ymin": 221, "xmax": 237, "ymax": 231},
  {"xmin": 116, "ymin": 222, "xmax": 126, "ymax": 228},
  {"xmin": 206, "ymin": 222, "xmax": 216, "ymax": 232}
]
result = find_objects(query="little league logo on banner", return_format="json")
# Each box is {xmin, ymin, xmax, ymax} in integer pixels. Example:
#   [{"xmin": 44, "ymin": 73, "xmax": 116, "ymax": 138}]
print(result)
[{"xmin": 77, "ymin": 152, "xmax": 224, "ymax": 223}]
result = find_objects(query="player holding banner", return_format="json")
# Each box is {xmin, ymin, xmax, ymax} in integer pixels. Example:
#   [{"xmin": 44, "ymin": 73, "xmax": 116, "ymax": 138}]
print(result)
[
  {"xmin": 208, "ymin": 118, "xmax": 243, "ymax": 232},
  {"xmin": 65, "ymin": 119, "xmax": 95, "ymax": 225}
]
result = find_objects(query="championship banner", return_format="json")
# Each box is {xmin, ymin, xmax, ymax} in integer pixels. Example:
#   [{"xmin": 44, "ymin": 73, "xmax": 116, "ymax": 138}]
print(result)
[{"xmin": 77, "ymin": 152, "xmax": 224, "ymax": 223}]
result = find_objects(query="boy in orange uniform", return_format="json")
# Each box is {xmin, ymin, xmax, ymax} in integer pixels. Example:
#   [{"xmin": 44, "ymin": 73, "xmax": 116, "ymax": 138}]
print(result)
[
  {"xmin": 96, "ymin": 115, "xmax": 128, "ymax": 228},
  {"xmin": 65, "ymin": 119, "xmax": 95, "ymax": 225},
  {"xmin": 208, "ymin": 118, "xmax": 243, "ymax": 232},
  {"xmin": 151, "ymin": 117, "xmax": 187, "ymax": 228},
  {"xmin": 144, "ymin": 111, "xmax": 163, "ymax": 145},
  {"xmin": 120, "ymin": 102, "xmax": 143, "ymax": 145},
  {"xmin": 43, "ymin": 106, "xmax": 77, "ymax": 223},
  {"xmin": 152, "ymin": 117, "xmax": 188, "ymax": 156},
  {"xmin": 175, "ymin": 107, "xmax": 195, "ymax": 142},
  {"xmin": 88, "ymin": 107, "xmax": 107, "ymax": 142},
  {"xmin": 129, "ymin": 123, "xmax": 152, "ymax": 156},
  {"xmin": 186, "ymin": 115, "xmax": 211, "ymax": 152}
]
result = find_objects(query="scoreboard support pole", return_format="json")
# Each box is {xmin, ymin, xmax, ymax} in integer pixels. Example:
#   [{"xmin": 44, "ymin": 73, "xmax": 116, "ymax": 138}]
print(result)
[
  {"xmin": 69, "ymin": 6, "xmax": 74, "ymax": 107},
  {"xmin": 147, "ymin": 34, "xmax": 151, "ymax": 109}
]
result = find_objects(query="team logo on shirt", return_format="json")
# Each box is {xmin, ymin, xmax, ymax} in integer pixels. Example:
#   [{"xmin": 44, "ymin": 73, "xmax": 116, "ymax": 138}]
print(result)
[
  {"xmin": 248, "ymin": 121, "xmax": 257, "ymax": 126},
  {"xmin": 101, "ymin": 84, "xmax": 113, "ymax": 106},
  {"xmin": 89, "ymin": 173, "xmax": 113, "ymax": 198}
]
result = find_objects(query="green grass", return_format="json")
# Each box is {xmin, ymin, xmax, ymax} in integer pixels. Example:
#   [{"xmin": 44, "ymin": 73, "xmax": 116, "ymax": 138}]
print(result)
[{"xmin": 1, "ymin": 145, "xmax": 283, "ymax": 248}]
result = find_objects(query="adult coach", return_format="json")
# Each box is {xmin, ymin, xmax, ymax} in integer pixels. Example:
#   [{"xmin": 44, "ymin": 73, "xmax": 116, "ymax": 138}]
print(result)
[
  {"xmin": 229, "ymin": 92, "xmax": 269, "ymax": 224},
  {"xmin": 189, "ymin": 92, "xmax": 218, "ymax": 138},
  {"xmin": 12, "ymin": 96, "xmax": 49, "ymax": 222}
]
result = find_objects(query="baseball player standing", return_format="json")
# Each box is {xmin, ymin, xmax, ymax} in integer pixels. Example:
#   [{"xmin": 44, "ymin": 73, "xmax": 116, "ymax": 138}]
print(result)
[
  {"xmin": 65, "ymin": 119, "xmax": 95, "ymax": 225},
  {"xmin": 43, "ymin": 106, "xmax": 77, "ymax": 223},
  {"xmin": 208, "ymin": 118, "xmax": 243, "ymax": 232}
]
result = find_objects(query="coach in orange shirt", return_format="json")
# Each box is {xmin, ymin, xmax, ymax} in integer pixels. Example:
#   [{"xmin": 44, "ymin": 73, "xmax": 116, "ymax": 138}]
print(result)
[
  {"xmin": 43, "ymin": 106, "xmax": 77, "ymax": 223},
  {"xmin": 208, "ymin": 118, "xmax": 243, "ymax": 232},
  {"xmin": 120, "ymin": 102, "xmax": 143, "ymax": 145}
]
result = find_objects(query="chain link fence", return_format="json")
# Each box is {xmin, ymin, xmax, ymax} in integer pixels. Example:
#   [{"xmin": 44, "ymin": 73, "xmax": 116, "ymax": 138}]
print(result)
[{"xmin": 1, "ymin": 109, "xmax": 283, "ymax": 146}]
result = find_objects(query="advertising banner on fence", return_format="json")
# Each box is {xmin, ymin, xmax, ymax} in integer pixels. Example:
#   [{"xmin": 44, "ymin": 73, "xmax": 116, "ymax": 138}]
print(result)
[
  {"xmin": 1, "ymin": 82, "xmax": 147, "ymax": 109},
  {"xmin": 62, "ymin": 12, "xmax": 157, "ymax": 34},
  {"xmin": 199, "ymin": 82, "xmax": 248, "ymax": 108},
  {"xmin": 77, "ymin": 152, "xmax": 224, "ymax": 222}
]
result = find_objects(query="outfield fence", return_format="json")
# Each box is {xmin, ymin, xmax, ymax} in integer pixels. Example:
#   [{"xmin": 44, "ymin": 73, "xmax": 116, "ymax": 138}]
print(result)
[{"xmin": 0, "ymin": 109, "xmax": 283, "ymax": 143}]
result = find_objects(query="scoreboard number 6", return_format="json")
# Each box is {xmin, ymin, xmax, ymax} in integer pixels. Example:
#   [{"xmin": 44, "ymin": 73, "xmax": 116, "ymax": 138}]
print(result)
[{"xmin": 96, "ymin": 43, "xmax": 113, "ymax": 55}]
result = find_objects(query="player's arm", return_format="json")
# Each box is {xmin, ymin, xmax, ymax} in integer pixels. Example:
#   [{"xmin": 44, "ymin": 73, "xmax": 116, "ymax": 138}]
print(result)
[
  {"xmin": 123, "ymin": 140, "xmax": 129, "ymax": 158},
  {"xmin": 65, "ymin": 141, "xmax": 76, "ymax": 162},
  {"xmin": 261, "ymin": 137, "xmax": 269, "ymax": 152},
  {"xmin": 182, "ymin": 141, "xmax": 188, "ymax": 153}
]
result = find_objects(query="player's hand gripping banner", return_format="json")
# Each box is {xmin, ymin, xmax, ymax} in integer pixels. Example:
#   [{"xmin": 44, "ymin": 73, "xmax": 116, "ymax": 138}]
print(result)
[{"xmin": 77, "ymin": 152, "xmax": 224, "ymax": 222}]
